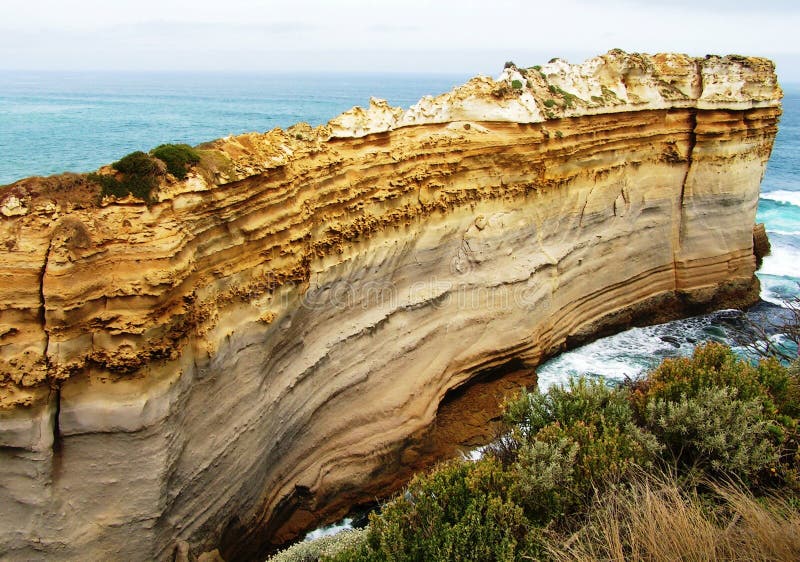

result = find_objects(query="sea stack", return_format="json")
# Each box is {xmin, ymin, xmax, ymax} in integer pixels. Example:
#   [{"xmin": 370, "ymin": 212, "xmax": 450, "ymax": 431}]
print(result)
[{"xmin": 0, "ymin": 50, "xmax": 782, "ymax": 560}]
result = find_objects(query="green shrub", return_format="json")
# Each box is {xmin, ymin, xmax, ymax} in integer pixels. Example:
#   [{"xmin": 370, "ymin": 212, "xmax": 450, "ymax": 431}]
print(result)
[
  {"xmin": 504, "ymin": 379, "xmax": 661, "ymax": 520},
  {"xmin": 89, "ymin": 150, "xmax": 165, "ymax": 202},
  {"xmin": 630, "ymin": 343, "xmax": 790, "ymax": 416},
  {"xmin": 88, "ymin": 172, "xmax": 156, "ymax": 201},
  {"xmin": 509, "ymin": 438, "xmax": 577, "ymax": 523},
  {"xmin": 112, "ymin": 150, "xmax": 163, "ymax": 176},
  {"xmin": 630, "ymin": 343, "xmax": 799, "ymax": 483},
  {"xmin": 544, "ymin": 99, "xmax": 556, "ymax": 108},
  {"xmin": 353, "ymin": 458, "xmax": 532, "ymax": 561},
  {"xmin": 511, "ymin": 79, "xmax": 523, "ymax": 90},
  {"xmin": 151, "ymin": 143, "xmax": 201, "ymax": 179},
  {"xmin": 504, "ymin": 61, "xmax": 517, "ymax": 69},
  {"xmin": 645, "ymin": 386, "xmax": 781, "ymax": 479}
]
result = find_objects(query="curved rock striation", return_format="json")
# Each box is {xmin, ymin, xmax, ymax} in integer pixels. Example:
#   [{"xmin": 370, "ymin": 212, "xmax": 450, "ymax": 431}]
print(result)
[{"xmin": 0, "ymin": 51, "xmax": 781, "ymax": 560}]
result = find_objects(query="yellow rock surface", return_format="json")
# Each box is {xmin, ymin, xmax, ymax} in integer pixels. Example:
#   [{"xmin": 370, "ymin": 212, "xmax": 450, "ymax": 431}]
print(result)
[{"xmin": 0, "ymin": 51, "xmax": 781, "ymax": 560}]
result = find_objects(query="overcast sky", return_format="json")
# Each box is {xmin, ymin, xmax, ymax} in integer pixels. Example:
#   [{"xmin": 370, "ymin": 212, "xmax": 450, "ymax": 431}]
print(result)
[{"xmin": 2, "ymin": 0, "xmax": 799, "ymax": 81}]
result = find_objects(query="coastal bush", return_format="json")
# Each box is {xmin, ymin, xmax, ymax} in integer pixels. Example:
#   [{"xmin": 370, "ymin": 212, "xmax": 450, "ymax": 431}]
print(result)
[
  {"xmin": 112, "ymin": 150, "xmax": 163, "ymax": 177},
  {"xmin": 644, "ymin": 386, "xmax": 780, "ymax": 479},
  {"xmin": 544, "ymin": 99, "xmax": 556, "ymax": 108},
  {"xmin": 630, "ymin": 343, "xmax": 799, "ymax": 484},
  {"xmin": 503, "ymin": 378, "xmax": 661, "ymax": 520},
  {"xmin": 89, "ymin": 150, "xmax": 165, "ymax": 201},
  {"xmin": 150, "ymin": 143, "xmax": 201, "ymax": 179},
  {"xmin": 352, "ymin": 458, "xmax": 532, "ymax": 561},
  {"xmin": 511, "ymin": 79, "xmax": 523, "ymax": 90}
]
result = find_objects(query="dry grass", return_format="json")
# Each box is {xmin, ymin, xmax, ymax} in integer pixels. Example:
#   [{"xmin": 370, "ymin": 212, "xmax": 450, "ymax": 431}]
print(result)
[{"xmin": 545, "ymin": 476, "xmax": 800, "ymax": 562}]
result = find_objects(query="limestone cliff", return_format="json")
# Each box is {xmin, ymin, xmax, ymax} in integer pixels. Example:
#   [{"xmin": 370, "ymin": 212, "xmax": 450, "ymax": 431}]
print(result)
[{"xmin": 0, "ymin": 51, "xmax": 782, "ymax": 560}]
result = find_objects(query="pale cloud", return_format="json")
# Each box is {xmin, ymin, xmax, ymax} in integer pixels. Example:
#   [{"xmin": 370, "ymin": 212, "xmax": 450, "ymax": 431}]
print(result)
[{"xmin": 0, "ymin": 0, "xmax": 798, "ymax": 79}]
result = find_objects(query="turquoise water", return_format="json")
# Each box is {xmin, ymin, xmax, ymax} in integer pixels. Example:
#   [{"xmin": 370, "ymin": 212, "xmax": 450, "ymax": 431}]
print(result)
[
  {"xmin": 0, "ymin": 72, "xmax": 797, "ymax": 383},
  {"xmin": 0, "ymin": 71, "xmax": 470, "ymax": 185}
]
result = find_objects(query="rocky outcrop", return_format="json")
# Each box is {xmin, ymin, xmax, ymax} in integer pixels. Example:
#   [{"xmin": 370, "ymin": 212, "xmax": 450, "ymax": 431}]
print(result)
[{"xmin": 0, "ymin": 51, "xmax": 781, "ymax": 560}]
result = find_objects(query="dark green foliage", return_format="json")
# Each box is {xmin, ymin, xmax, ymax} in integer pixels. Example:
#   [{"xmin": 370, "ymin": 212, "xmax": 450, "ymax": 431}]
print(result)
[
  {"xmin": 645, "ymin": 386, "xmax": 780, "ymax": 478},
  {"xmin": 504, "ymin": 61, "xmax": 517, "ymax": 69},
  {"xmin": 532, "ymin": 65, "xmax": 542, "ymax": 71},
  {"xmin": 504, "ymin": 378, "xmax": 661, "ymax": 520},
  {"xmin": 511, "ymin": 79, "xmax": 523, "ymax": 90},
  {"xmin": 543, "ymin": 99, "xmax": 556, "ymax": 108},
  {"xmin": 150, "ymin": 143, "xmax": 201, "ymax": 179},
  {"xmin": 630, "ymin": 343, "xmax": 799, "ymax": 484},
  {"xmin": 351, "ymin": 459, "xmax": 531, "ymax": 561},
  {"xmin": 112, "ymin": 151, "xmax": 162, "ymax": 176},
  {"xmin": 89, "ymin": 150, "xmax": 165, "ymax": 201},
  {"xmin": 88, "ymin": 172, "xmax": 156, "ymax": 202},
  {"xmin": 629, "ymin": 343, "xmax": 792, "ymax": 414}
]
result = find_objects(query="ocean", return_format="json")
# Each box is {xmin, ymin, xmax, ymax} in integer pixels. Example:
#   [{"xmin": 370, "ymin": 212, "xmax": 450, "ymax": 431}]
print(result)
[{"xmin": 0, "ymin": 71, "xmax": 798, "ymax": 388}]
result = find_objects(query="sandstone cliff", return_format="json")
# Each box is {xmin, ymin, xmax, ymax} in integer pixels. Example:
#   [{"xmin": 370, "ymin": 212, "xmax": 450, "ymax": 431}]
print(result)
[{"xmin": 0, "ymin": 51, "xmax": 781, "ymax": 560}]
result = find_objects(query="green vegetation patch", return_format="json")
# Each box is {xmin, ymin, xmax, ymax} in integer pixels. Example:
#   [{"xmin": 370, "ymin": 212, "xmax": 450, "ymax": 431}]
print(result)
[
  {"xmin": 511, "ymin": 79, "xmax": 523, "ymax": 90},
  {"xmin": 89, "ymin": 150, "xmax": 164, "ymax": 202},
  {"xmin": 151, "ymin": 143, "xmax": 201, "ymax": 180}
]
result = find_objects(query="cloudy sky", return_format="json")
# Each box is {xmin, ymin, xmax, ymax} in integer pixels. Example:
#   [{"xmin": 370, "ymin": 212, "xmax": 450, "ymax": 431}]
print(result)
[{"xmin": 2, "ymin": 0, "xmax": 799, "ymax": 80}]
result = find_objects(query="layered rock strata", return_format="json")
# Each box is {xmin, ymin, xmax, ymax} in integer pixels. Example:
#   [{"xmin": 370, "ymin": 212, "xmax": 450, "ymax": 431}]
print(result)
[{"xmin": 0, "ymin": 51, "xmax": 781, "ymax": 560}]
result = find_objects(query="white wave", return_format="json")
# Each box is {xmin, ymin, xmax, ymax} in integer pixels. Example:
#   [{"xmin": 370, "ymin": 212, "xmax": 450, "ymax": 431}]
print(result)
[
  {"xmin": 759, "ymin": 245, "xmax": 800, "ymax": 279},
  {"xmin": 758, "ymin": 272, "xmax": 800, "ymax": 306},
  {"xmin": 761, "ymin": 190, "xmax": 800, "ymax": 207},
  {"xmin": 304, "ymin": 518, "xmax": 353, "ymax": 542},
  {"xmin": 536, "ymin": 321, "xmax": 709, "ymax": 389},
  {"xmin": 766, "ymin": 229, "xmax": 800, "ymax": 237}
]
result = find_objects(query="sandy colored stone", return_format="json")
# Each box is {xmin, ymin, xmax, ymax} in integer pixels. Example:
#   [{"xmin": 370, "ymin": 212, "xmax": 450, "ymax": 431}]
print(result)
[{"xmin": 0, "ymin": 50, "xmax": 781, "ymax": 560}]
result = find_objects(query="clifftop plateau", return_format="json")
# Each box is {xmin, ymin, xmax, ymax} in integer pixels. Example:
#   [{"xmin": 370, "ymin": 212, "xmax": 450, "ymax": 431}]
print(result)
[{"xmin": 0, "ymin": 50, "xmax": 782, "ymax": 560}]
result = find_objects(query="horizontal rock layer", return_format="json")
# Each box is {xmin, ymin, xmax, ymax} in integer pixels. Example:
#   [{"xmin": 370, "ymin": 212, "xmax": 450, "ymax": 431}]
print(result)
[{"xmin": 0, "ymin": 51, "xmax": 781, "ymax": 560}]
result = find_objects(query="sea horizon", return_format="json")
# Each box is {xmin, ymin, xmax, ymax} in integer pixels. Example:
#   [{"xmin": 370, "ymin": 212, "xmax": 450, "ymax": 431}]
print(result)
[{"xmin": 2, "ymin": 69, "xmax": 798, "ymax": 185}]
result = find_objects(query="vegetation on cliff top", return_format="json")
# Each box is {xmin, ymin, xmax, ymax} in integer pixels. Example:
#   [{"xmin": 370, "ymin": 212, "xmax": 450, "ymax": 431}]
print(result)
[
  {"xmin": 150, "ymin": 143, "xmax": 202, "ymax": 180},
  {"xmin": 83, "ymin": 143, "xmax": 203, "ymax": 202},
  {"xmin": 271, "ymin": 343, "xmax": 800, "ymax": 561}
]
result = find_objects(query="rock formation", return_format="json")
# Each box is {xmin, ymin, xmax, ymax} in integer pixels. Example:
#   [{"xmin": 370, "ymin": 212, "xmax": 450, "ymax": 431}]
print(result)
[{"xmin": 0, "ymin": 50, "xmax": 781, "ymax": 560}]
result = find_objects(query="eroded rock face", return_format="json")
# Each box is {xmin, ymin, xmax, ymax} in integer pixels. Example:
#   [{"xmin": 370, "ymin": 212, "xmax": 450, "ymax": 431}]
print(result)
[{"xmin": 0, "ymin": 51, "xmax": 781, "ymax": 560}]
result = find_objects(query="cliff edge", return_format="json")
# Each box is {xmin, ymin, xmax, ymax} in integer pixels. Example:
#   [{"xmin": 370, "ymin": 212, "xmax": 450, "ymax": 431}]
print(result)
[{"xmin": 0, "ymin": 50, "xmax": 782, "ymax": 560}]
